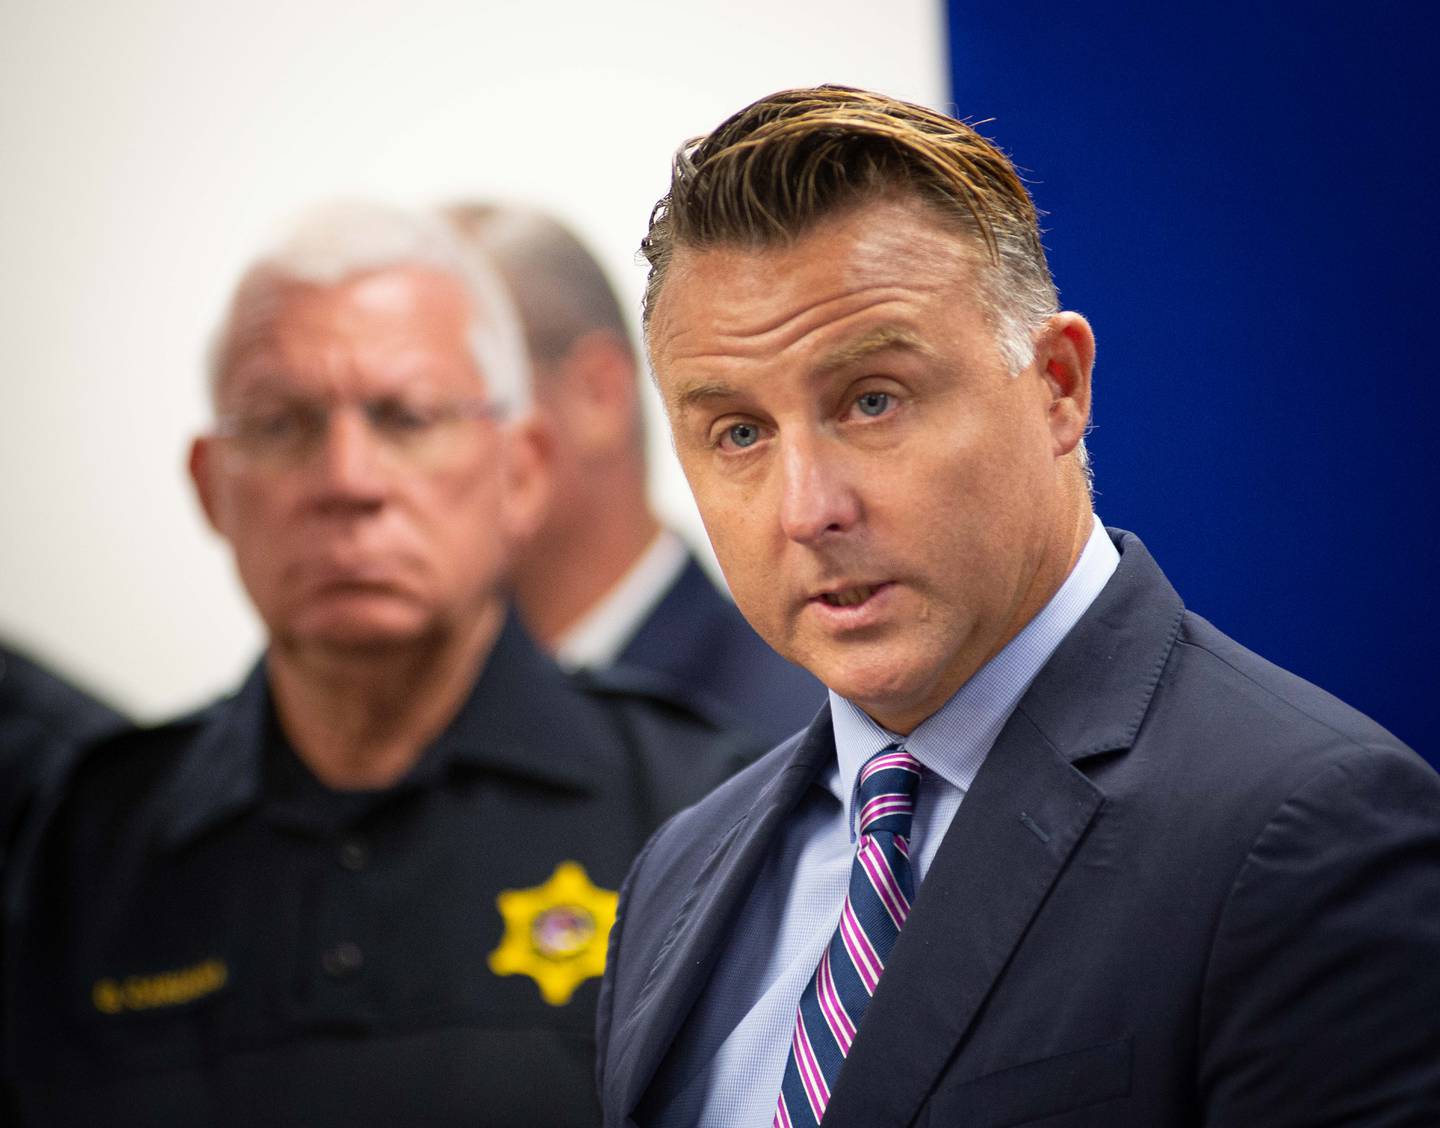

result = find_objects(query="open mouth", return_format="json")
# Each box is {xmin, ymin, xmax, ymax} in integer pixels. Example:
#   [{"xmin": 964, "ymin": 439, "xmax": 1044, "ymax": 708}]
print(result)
[{"xmin": 820, "ymin": 585, "xmax": 879, "ymax": 607}]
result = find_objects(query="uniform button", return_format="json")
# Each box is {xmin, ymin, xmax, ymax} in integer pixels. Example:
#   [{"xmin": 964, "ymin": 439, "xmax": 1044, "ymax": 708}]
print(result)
[
  {"xmin": 322, "ymin": 942, "xmax": 364, "ymax": 978},
  {"xmin": 338, "ymin": 838, "xmax": 369, "ymax": 871}
]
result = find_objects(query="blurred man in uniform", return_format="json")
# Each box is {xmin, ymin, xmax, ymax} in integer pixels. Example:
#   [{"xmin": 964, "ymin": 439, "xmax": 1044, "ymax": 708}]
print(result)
[
  {"xmin": 449, "ymin": 204, "xmax": 823, "ymax": 746},
  {"xmin": 596, "ymin": 87, "xmax": 1440, "ymax": 1127},
  {"xmin": 1, "ymin": 203, "xmax": 756, "ymax": 1127}
]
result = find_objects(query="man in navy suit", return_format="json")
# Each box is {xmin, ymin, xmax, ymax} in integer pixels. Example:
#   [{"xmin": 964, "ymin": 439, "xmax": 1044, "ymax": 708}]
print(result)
[
  {"xmin": 595, "ymin": 85, "xmax": 1440, "ymax": 1126},
  {"xmin": 449, "ymin": 204, "xmax": 824, "ymax": 746}
]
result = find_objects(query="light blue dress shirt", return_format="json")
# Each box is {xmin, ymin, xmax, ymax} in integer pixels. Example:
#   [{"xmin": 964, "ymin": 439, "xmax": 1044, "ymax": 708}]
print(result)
[{"xmin": 645, "ymin": 518, "xmax": 1119, "ymax": 1128}]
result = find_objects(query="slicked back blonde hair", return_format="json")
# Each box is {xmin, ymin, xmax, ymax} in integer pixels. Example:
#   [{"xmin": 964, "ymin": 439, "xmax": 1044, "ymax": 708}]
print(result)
[{"xmin": 641, "ymin": 85, "xmax": 1059, "ymax": 375}]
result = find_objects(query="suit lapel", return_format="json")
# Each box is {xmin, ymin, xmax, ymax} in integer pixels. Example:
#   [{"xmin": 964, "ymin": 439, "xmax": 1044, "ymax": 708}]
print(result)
[
  {"xmin": 616, "ymin": 715, "xmax": 837, "ymax": 1118},
  {"xmin": 824, "ymin": 712, "xmax": 1105, "ymax": 1128},
  {"xmin": 824, "ymin": 531, "xmax": 1185, "ymax": 1127}
]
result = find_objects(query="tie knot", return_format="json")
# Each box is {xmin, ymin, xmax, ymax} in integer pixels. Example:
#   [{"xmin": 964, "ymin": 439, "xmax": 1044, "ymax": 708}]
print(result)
[{"xmin": 856, "ymin": 747, "xmax": 921, "ymax": 837}]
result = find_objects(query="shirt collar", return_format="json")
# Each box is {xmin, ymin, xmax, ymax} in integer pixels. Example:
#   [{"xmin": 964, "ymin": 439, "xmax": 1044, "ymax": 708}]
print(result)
[
  {"xmin": 553, "ymin": 528, "xmax": 691, "ymax": 670},
  {"xmin": 829, "ymin": 514, "xmax": 1119, "ymax": 835}
]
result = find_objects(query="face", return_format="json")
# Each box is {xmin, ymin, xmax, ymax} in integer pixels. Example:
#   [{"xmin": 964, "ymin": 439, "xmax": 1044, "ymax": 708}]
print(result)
[
  {"xmin": 191, "ymin": 266, "xmax": 547, "ymax": 655},
  {"xmin": 650, "ymin": 198, "xmax": 1092, "ymax": 732}
]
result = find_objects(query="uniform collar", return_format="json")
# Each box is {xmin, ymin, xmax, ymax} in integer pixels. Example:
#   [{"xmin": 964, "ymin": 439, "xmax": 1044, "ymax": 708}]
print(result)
[{"xmin": 156, "ymin": 612, "xmax": 616, "ymax": 849}]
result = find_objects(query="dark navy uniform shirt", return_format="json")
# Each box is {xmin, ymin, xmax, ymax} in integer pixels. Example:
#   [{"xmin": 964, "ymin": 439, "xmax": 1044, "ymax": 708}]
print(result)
[{"xmin": 1, "ymin": 617, "xmax": 758, "ymax": 1126}]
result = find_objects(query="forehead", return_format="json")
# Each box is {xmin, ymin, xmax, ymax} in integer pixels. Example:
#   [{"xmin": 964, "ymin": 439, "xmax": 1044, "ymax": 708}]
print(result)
[
  {"xmin": 649, "ymin": 198, "xmax": 985, "ymax": 381},
  {"xmin": 219, "ymin": 266, "xmax": 478, "ymax": 397}
]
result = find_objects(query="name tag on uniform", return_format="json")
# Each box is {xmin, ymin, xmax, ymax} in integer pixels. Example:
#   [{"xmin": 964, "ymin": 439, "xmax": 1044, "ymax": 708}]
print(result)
[{"xmin": 92, "ymin": 957, "xmax": 229, "ymax": 1014}]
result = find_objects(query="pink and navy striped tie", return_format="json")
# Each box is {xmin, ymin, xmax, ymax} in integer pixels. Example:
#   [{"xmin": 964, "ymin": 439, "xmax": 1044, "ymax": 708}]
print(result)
[{"xmin": 774, "ymin": 746, "xmax": 922, "ymax": 1127}]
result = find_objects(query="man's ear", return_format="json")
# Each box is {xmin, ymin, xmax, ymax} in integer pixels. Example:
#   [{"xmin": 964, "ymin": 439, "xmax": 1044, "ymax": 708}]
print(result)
[
  {"xmin": 1035, "ymin": 312, "xmax": 1095, "ymax": 458},
  {"xmin": 188, "ymin": 436, "xmax": 227, "ymax": 535},
  {"xmin": 498, "ymin": 414, "xmax": 555, "ymax": 547},
  {"xmin": 555, "ymin": 329, "xmax": 640, "ymax": 456}
]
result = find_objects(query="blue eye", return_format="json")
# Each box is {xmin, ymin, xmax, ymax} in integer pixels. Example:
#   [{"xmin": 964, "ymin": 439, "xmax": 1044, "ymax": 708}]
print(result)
[
  {"xmin": 856, "ymin": 391, "xmax": 891, "ymax": 417},
  {"xmin": 725, "ymin": 422, "xmax": 761, "ymax": 449}
]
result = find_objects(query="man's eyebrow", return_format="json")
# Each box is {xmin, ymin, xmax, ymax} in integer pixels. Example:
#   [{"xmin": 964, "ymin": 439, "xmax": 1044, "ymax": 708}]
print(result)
[
  {"xmin": 221, "ymin": 374, "xmax": 297, "ymax": 403},
  {"xmin": 672, "ymin": 381, "xmax": 742, "ymax": 412},
  {"xmin": 668, "ymin": 328, "xmax": 932, "ymax": 412},
  {"xmin": 814, "ymin": 326, "xmax": 933, "ymax": 373}
]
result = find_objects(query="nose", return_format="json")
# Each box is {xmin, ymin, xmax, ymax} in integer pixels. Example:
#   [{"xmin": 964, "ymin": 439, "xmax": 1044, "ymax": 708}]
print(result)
[
  {"xmin": 310, "ymin": 406, "xmax": 387, "ymax": 508},
  {"xmin": 777, "ymin": 432, "xmax": 861, "ymax": 544}
]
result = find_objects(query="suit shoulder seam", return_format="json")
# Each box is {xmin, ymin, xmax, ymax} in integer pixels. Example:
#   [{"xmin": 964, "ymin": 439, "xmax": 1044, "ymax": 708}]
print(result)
[{"xmin": 1170, "ymin": 632, "xmax": 1393, "ymax": 756}]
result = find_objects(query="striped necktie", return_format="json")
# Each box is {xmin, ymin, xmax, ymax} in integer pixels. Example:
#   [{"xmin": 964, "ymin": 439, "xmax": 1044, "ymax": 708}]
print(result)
[{"xmin": 774, "ymin": 746, "xmax": 922, "ymax": 1127}]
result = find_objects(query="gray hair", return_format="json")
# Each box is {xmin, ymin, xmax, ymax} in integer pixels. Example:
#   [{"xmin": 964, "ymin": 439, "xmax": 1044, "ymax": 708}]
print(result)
[{"xmin": 210, "ymin": 201, "xmax": 532, "ymax": 415}]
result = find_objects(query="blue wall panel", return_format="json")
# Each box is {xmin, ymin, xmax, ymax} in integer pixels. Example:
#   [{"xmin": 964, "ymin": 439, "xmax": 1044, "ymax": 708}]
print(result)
[{"xmin": 947, "ymin": 2, "xmax": 1438, "ymax": 762}]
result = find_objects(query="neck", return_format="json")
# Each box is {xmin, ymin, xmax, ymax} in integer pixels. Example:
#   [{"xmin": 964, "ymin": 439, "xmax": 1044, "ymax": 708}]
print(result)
[
  {"xmin": 513, "ymin": 461, "xmax": 660, "ymax": 649},
  {"xmin": 1001, "ymin": 498, "xmax": 1097, "ymax": 665},
  {"xmin": 866, "ymin": 498, "xmax": 1096, "ymax": 736},
  {"xmin": 266, "ymin": 603, "xmax": 505, "ymax": 790}
]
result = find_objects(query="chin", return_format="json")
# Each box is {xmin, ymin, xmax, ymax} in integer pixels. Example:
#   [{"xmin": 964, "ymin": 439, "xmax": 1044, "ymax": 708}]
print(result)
[
  {"xmin": 314, "ymin": 628, "xmax": 427, "ymax": 652},
  {"xmin": 280, "ymin": 599, "xmax": 434, "ymax": 651},
  {"xmin": 822, "ymin": 666, "xmax": 922, "ymax": 717},
  {"xmin": 820, "ymin": 648, "xmax": 950, "ymax": 726}
]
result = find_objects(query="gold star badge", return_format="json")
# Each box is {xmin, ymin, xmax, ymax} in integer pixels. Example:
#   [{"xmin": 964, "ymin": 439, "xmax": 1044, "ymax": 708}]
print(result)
[{"xmin": 488, "ymin": 861, "xmax": 619, "ymax": 1005}]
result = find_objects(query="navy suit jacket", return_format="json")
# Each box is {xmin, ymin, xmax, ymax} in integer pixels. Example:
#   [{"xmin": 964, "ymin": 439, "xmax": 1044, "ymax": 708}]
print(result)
[
  {"xmin": 618, "ymin": 554, "xmax": 826, "ymax": 748},
  {"xmin": 596, "ymin": 531, "xmax": 1440, "ymax": 1127}
]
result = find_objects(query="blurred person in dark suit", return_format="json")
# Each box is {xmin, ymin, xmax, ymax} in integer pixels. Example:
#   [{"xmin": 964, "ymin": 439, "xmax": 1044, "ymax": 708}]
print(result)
[
  {"xmin": 0, "ymin": 644, "xmax": 123, "ymax": 756},
  {"xmin": 2, "ymin": 202, "xmax": 758, "ymax": 1127},
  {"xmin": 0, "ymin": 641, "xmax": 125, "ymax": 916},
  {"xmin": 1, "ymin": 641, "xmax": 125, "ymax": 824},
  {"xmin": 449, "ymin": 204, "xmax": 824, "ymax": 747}
]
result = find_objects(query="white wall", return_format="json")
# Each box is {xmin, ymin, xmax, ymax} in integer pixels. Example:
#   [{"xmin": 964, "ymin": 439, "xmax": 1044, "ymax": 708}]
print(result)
[{"xmin": 0, "ymin": 0, "xmax": 946, "ymax": 720}]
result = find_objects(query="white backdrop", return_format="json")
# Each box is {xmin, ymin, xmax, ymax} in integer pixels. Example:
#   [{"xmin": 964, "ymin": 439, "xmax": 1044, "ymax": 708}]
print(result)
[{"xmin": 0, "ymin": 0, "xmax": 946, "ymax": 719}]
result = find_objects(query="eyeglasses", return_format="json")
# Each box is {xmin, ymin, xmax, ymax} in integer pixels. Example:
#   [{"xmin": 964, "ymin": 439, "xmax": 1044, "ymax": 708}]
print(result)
[{"xmin": 213, "ymin": 395, "xmax": 506, "ymax": 469}]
